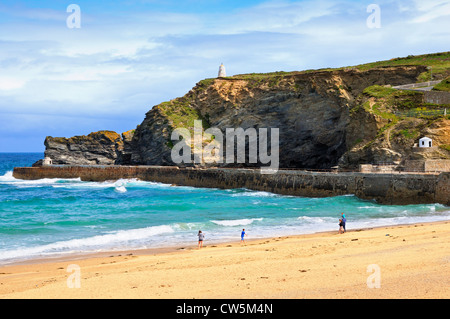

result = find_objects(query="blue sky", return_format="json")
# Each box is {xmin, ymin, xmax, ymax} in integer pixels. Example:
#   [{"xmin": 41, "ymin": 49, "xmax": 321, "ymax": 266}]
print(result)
[{"xmin": 0, "ymin": 0, "xmax": 449, "ymax": 152}]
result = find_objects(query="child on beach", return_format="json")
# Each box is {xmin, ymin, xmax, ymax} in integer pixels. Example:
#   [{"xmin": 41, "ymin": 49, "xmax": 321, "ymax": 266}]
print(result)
[
  {"xmin": 198, "ymin": 230, "xmax": 205, "ymax": 248},
  {"xmin": 241, "ymin": 229, "xmax": 246, "ymax": 245},
  {"xmin": 338, "ymin": 219, "xmax": 344, "ymax": 234}
]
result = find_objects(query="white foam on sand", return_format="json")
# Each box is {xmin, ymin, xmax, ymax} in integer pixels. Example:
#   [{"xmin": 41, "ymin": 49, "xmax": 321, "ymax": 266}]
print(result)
[{"xmin": 0, "ymin": 224, "xmax": 175, "ymax": 263}]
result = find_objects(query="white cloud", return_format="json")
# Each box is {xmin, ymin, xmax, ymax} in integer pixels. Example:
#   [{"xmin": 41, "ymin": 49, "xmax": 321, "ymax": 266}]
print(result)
[
  {"xmin": 0, "ymin": 77, "xmax": 27, "ymax": 91},
  {"xmin": 406, "ymin": 0, "xmax": 450, "ymax": 23},
  {"xmin": 199, "ymin": 0, "xmax": 337, "ymax": 35}
]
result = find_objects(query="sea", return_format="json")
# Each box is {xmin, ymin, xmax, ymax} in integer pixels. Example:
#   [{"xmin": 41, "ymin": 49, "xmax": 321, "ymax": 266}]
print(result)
[{"xmin": 1, "ymin": 153, "xmax": 449, "ymax": 265}]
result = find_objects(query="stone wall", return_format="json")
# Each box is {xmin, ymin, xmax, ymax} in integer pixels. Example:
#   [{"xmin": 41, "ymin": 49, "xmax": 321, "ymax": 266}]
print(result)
[
  {"xmin": 424, "ymin": 91, "xmax": 450, "ymax": 105},
  {"xmin": 403, "ymin": 160, "xmax": 425, "ymax": 172},
  {"xmin": 436, "ymin": 172, "xmax": 450, "ymax": 206},
  {"xmin": 424, "ymin": 160, "xmax": 450, "ymax": 172},
  {"xmin": 404, "ymin": 159, "xmax": 450, "ymax": 172},
  {"xmin": 359, "ymin": 164, "xmax": 398, "ymax": 173},
  {"xmin": 12, "ymin": 166, "xmax": 450, "ymax": 206}
]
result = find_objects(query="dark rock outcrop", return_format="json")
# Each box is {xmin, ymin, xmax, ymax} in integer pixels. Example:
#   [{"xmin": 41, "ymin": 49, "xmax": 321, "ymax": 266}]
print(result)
[{"xmin": 44, "ymin": 131, "xmax": 123, "ymax": 165}]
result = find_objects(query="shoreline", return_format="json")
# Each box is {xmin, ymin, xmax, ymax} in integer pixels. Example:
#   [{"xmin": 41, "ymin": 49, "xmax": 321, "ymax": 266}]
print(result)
[
  {"xmin": 1, "ymin": 219, "xmax": 449, "ymax": 299},
  {"xmin": 2, "ymin": 219, "xmax": 449, "ymax": 267}
]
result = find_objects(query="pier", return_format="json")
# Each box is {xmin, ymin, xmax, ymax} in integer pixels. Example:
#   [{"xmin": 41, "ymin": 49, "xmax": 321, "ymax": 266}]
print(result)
[{"xmin": 12, "ymin": 165, "xmax": 450, "ymax": 206}]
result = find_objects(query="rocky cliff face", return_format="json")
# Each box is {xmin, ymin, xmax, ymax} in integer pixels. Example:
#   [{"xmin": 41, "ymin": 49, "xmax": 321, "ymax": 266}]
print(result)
[
  {"xmin": 338, "ymin": 82, "xmax": 450, "ymax": 168},
  {"xmin": 44, "ymin": 131, "xmax": 123, "ymax": 165},
  {"xmin": 40, "ymin": 63, "xmax": 450, "ymax": 169},
  {"xmin": 125, "ymin": 65, "xmax": 427, "ymax": 169}
]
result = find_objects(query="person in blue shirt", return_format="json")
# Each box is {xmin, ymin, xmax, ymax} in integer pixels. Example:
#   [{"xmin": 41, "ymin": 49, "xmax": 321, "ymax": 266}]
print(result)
[
  {"xmin": 341, "ymin": 213, "xmax": 347, "ymax": 233},
  {"xmin": 241, "ymin": 229, "xmax": 246, "ymax": 245}
]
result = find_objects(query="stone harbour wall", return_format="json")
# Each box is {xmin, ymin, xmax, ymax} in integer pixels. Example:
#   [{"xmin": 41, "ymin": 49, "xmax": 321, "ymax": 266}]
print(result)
[
  {"xmin": 12, "ymin": 166, "xmax": 450, "ymax": 206},
  {"xmin": 424, "ymin": 91, "xmax": 450, "ymax": 105}
]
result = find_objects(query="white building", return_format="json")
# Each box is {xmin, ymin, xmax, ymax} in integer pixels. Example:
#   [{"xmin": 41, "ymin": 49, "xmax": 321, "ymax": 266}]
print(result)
[
  {"xmin": 43, "ymin": 157, "xmax": 53, "ymax": 166},
  {"xmin": 218, "ymin": 63, "xmax": 226, "ymax": 77},
  {"xmin": 419, "ymin": 136, "xmax": 432, "ymax": 148}
]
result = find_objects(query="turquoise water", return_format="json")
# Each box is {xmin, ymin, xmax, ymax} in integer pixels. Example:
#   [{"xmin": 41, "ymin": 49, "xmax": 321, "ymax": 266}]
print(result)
[{"xmin": 0, "ymin": 153, "xmax": 449, "ymax": 264}]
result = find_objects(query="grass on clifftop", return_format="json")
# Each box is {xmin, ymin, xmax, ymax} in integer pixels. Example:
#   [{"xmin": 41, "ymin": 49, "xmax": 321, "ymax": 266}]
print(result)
[
  {"xmin": 362, "ymin": 85, "xmax": 397, "ymax": 98},
  {"xmin": 362, "ymin": 85, "xmax": 424, "ymax": 110},
  {"xmin": 432, "ymin": 76, "xmax": 450, "ymax": 92},
  {"xmin": 212, "ymin": 51, "xmax": 450, "ymax": 84},
  {"xmin": 354, "ymin": 52, "xmax": 450, "ymax": 69},
  {"xmin": 360, "ymin": 84, "xmax": 449, "ymax": 118},
  {"xmin": 352, "ymin": 51, "xmax": 450, "ymax": 82},
  {"xmin": 230, "ymin": 71, "xmax": 294, "ymax": 80}
]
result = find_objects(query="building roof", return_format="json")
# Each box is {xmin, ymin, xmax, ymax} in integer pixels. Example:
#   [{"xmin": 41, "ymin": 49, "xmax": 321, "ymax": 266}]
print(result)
[{"xmin": 419, "ymin": 136, "xmax": 432, "ymax": 141}]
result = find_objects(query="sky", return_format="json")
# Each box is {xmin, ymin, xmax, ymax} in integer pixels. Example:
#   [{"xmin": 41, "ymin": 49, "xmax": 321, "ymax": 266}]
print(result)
[{"xmin": 0, "ymin": 0, "xmax": 449, "ymax": 152}]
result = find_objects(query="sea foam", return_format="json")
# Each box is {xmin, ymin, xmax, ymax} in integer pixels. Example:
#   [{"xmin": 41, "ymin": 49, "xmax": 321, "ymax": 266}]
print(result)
[
  {"xmin": 211, "ymin": 218, "xmax": 263, "ymax": 227},
  {"xmin": 0, "ymin": 170, "xmax": 82, "ymax": 186},
  {"xmin": 0, "ymin": 224, "xmax": 175, "ymax": 263}
]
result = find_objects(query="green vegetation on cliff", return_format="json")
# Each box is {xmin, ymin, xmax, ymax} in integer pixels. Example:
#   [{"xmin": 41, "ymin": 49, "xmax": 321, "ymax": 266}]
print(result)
[
  {"xmin": 353, "ymin": 51, "xmax": 450, "ymax": 82},
  {"xmin": 362, "ymin": 85, "xmax": 397, "ymax": 98},
  {"xmin": 432, "ymin": 76, "xmax": 450, "ymax": 92},
  {"xmin": 361, "ymin": 84, "xmax": 448, "ymax": 115},
  {"xmin": 157, "ymin": 98, "xmax": 210, "ymax": 131},
  {"xmin": 346, "ymin": 76, "xmax": 450, "ymax": 165},
  {"xmin": 224, "ymin": 52, "xmax": 450, "ymax": 84},
  {"xmin": 361, "ymin": 85, "xmax": 428, "ymax": 105}
]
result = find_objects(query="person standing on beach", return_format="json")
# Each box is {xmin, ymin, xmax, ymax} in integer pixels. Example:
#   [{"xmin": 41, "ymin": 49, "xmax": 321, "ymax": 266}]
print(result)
[
  {"xmin": 341, "ymin": 213, "xmax": 347, "ymax": 233},
  {"xmin": 241, "ymin": 229, "xmax": 246, "ymax": 245},
  {"xmin": 338, "ymin": 219, "xmax": 344, "ymax": 234},
  {"xmin": 198, "ymin": 230, "xmax": 205, "ymax": 249}
]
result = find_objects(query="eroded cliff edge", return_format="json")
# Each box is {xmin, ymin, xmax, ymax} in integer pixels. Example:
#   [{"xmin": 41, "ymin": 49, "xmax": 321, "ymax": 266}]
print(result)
[{"xmin": 41, "ymin": 53, "xmax": 450, "ymax": 169}]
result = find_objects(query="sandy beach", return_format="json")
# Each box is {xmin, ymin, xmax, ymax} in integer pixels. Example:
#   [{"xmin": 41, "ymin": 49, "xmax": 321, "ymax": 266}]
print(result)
[{"xmin": 0, "ymin": 221, "xmax": 449, "ymax": 299}]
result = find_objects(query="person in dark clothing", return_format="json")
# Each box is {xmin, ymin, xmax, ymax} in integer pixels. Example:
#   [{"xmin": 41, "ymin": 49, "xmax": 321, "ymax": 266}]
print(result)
[
  {"xmin": 198, "ymin": 230, "xmax": 205, "ymax": 249},
  {"xmin": 338, "ymin": 219, "xmax": 344, "ymax": 234},
  {"xmin": 341, "ymin": 213, "xmax": 347, "ymax": 233}
]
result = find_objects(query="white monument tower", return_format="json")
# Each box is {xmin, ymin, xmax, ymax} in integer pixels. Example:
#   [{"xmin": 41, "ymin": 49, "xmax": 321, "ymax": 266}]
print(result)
[{"xmin": 218, "ymin": 63, "xmax": 226, "ymax": 77}]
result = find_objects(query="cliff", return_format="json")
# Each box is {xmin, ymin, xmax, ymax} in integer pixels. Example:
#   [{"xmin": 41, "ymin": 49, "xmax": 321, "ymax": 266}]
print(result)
[
  {"xmin": 339, "ymin": 86, "xmax": 450, "ymax": 168},
  {"xmin": 44, "ymin": 131, "xmax": 123, "ymax": 165},
  {"xmin": 39, "ymin": 52, "xmax": 450, "ymax": 169}
]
